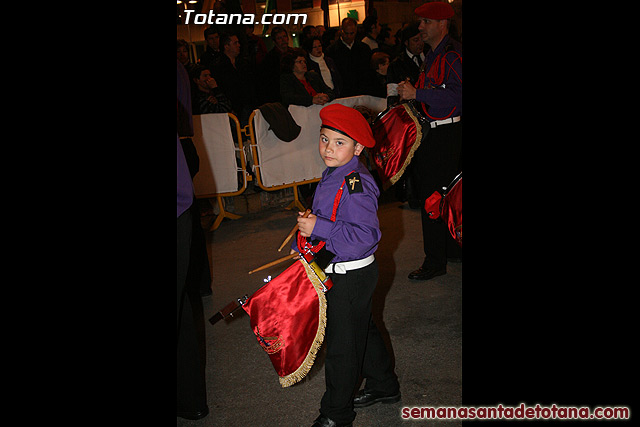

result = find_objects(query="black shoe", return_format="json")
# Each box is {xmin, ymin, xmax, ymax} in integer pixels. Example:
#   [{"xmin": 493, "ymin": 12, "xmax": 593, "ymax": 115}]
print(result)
[
  {"xmin": 311, "ymin": 414, "xmax": 352, "ymax": 427},
  {"xmin": 353, "ymin": 389, "xmax": 401, "ymax": 408},
  {"xmin": 408, "ymin": 266, "xmax": 446, "ymax": 281},
  {"xmin": 177, "ymin": 406, "xmax": 209, "ymax": 420}
]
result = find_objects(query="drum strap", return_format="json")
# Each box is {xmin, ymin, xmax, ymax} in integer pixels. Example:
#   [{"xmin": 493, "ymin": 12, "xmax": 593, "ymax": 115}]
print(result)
[{"xmin": 329, "ymin": 173, "xmax": 350, "ymax": 221}]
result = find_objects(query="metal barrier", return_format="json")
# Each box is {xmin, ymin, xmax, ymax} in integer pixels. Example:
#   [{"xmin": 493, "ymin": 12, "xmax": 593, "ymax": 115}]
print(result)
[
  {"xmin": 191, "ymin": 113, "xmax": 250, "ymax": 230},
  {"xmin": 189, "ymin": 97, "xmax": 387, "ymax": 229}
]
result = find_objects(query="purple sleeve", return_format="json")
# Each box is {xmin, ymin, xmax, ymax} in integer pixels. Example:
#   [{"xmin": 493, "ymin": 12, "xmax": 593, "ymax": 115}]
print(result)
[{"xmin": 177, "ymin": 135, "xmax": 193, "ymax": 217}]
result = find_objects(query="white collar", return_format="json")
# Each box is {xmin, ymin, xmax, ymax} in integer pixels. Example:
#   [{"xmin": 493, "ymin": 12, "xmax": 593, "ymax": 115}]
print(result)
[
  {"xmin": 341, "ymin": 38, "xmax": 354, "ymax": 49},
  {"xmin": 405, "ymin": 48, "xmax": 424, "ymax": 60}
]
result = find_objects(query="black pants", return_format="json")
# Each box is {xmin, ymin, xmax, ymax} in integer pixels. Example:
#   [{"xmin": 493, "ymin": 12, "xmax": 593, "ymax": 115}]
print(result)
[
  {"xmin": 177, "ymin": 209, "xmax": 207, "ymax": 412},
  {"xmin": 409, "ymin": 121, "xmax": 462, "ymax": 268},
  {"xmin": 320, "ymin": 260, "xmax": 399, "ymax": 424},
  {"xmin": 180, "ymin": 137, "xmax": 212, "ymax": 296}
]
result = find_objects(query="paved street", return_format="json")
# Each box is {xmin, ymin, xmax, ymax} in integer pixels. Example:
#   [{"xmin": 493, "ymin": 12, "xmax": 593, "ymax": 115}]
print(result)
[{"xmin": 178, "ymin": 195, "xmax": 462, "ymax": 426}]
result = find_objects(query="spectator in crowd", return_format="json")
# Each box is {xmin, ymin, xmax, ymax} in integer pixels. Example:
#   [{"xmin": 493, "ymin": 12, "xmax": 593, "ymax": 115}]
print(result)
[
  {"xmin": 212, "ymin": 32, "xmax": 258, "ymax": 125},
  {"xmin": 361, "ymin": 15, "xmax": 381, "ymax": 51},
  {"xmin": 321, "ymin": 27, "xmax": 340, "ymax": 50},
  {"xmin": 299, "ymin": 24, "xmax": 318, "ymax": 49},
  {"xmin": 376, "ymin": 26, "xmax": 398, "ymax": 58},
  {"xmin": 177, "ymin": 39, "xmax": 196, "ymax": 75},
  {"xmin": 280, "ymin": 48, "xmax": 334, "ymax": 106},
  {"xmin": 259, "ymin": 26, "xmax": 294, "ymax": 103},
  {"xmin": 387, "ymin": 21, "xmax": 425, "ymax": 105},
  {"xmin": 189, "ymin": 64, "xmax": 233, "ymax": 115},
  {"xmin": 325, "ymin": 17, "xmax": 372, "ymax": 97},
  {"xmin": 243, "ymin": 23, "xmax": 267, "ymax": 67},
  {"xmin": 303, "ymin": 36, "xmax": 343, "ymax": 98},
  {"xmin": 364, "ymin": 51, "xmax": 390, "ymax": 98},
  {"xmin": 394, "ymin": 24, "xmax": 408, "ymax": 53},
  {"xmin": 205, "ymin": 0, "xmax": 249, "ymax": 60},
  {"xmin": 200, "ymin": 26, "xmax": 222, "ymax": 71}
]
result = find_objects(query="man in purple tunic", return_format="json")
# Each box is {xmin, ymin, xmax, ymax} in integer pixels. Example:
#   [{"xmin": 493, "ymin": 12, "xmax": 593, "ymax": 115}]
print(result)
[{"xmin": 398, "ymin": 1, "xmax": 463, "ymax": 281}]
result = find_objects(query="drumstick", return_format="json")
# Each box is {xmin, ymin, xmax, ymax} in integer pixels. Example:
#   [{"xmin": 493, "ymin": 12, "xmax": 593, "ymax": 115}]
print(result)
[
  {"xmin": 248, "ymin": 253, "xmax": 299, "ymax": 275},
  {"xmin": 277, "ymin": 208, "xmax": 312, "ymax": 252}
]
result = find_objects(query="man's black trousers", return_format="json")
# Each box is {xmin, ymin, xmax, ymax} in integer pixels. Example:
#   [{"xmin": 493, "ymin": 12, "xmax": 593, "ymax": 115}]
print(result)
[
  {"xmin": 409, "ymin": 121, "xmax": 462, "ymax": 268},
  {"xmin": 177, "ymin": 209, "xmax": 207, "ymax": 413}
]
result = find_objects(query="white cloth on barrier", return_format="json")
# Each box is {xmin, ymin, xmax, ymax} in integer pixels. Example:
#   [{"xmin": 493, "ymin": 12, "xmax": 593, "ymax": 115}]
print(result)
[
  {"xmin": 330, "ymin": 95, "xmax": 387, "ymax": 113},
  {"xmin": 253, "ymin": 105, "xmax": 326, "ymax": 188},
  {"xmin": 253, "ymin": 95, "xmax": 386, "ymax": 188},
  {"xmin": 191, "ymin": 114, "xmax": 239, "ymax": 196}
]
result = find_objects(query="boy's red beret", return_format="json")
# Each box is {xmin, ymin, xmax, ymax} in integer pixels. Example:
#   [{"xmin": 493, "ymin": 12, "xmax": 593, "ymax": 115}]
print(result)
[
  {"xmin": 415, "ymin": 2, "xmax": 454, "ymax": 20},
  {"xmin": 319, "ymin": 104, "xmax": 375, "ymax": 148}
]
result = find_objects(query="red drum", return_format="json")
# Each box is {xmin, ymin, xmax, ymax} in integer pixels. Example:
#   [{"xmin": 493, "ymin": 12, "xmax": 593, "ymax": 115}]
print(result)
[
  {"xmin": 424, "ymin": 171, "xmax": 462, "ymax": 246},
  {"xmin": 242, "ymin": 257, "xmax": 333, "ymax": 387},
  {"xmin": 371, "ymin": 101, "xmax": 427, "ymax": 189}
]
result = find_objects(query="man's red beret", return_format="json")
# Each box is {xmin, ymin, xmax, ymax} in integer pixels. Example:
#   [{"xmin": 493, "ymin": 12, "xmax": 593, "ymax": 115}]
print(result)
[
  {"xmin": 415, "ymin": 1, "xmax": 454, "ymax": 20},
  {"xmin": 319, "ymin": 104, "xmax": 375, "ymax": 148}
]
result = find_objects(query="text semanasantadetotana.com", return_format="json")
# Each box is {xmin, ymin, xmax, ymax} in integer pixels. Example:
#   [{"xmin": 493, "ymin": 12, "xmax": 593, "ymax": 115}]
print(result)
[{"xmin": 401, "ymin": 403, "xmax": 630, "ymax": 420}]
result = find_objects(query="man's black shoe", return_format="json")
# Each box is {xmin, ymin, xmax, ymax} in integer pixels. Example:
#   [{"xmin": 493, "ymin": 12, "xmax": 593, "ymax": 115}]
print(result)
[
  {"xmin": 311, "ymin": 414, "xmax": 352, "ymax": 427},
  {"xmin": 408, "ymin": 266, "xmax": 446, "ymax": 281},
  {"xmin": 177, "ymin": 405, "xmax": 209, "ymax": 420},
  {"xmin": 353, "ymin": 389, "xmax": 401, "ymax": 408}
]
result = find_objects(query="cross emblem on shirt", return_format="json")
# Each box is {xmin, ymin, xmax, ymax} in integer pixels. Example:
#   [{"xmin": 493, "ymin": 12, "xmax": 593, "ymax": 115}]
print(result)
[{"xmin": 349, "ymin": 176, "xmax": 360, "ymax": 190}]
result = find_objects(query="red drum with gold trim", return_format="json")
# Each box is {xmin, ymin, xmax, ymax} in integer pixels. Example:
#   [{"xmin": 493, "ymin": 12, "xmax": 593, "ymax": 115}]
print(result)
[
  {"xmin": 371, "ymin": 101, "xmax": 427, "ymax": 189},
  {"xmin": 241, "ymin": 257, "xmax": 333, "ymax": 387}
]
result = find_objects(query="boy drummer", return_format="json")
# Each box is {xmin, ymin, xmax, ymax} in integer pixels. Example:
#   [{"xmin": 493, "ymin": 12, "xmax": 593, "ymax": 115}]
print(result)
[{"xmin": 293, "ymin": 104, "xmax": 400, "ymax": 427}]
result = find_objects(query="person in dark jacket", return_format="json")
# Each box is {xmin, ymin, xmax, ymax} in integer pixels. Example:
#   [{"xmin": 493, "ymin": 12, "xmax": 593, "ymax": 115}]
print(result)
[
  {"xmin": 376, "ymin": 26, "xmax": 398, "ymax": 59},
  {"xmin": 259, "ymin": 26, "xmax": 293, "ymax": 104},
  {"xmin": 211, "ymin": 32, "xmax": 257, "ymax": 126},
  {"xmin": 364, "ymin": 51, "xmax": 390, "ymax": 98},
  {"xmin": 189, "ymin": 65, "xmax": 233, "ymax": 115},
  {"xmin": 324, "ymin": 17, "xmax": 372, "ymax": 97},
  {"xmin": 386, "ymin": 21, "xmax": 426, "ymax": 105},
  {"xmin": 279, "ymin": 48, "xmax": 334, "ymax": 107},
  {"xmin": 199, "ymin": 25, "xmax": 222, "ymax": 71}
]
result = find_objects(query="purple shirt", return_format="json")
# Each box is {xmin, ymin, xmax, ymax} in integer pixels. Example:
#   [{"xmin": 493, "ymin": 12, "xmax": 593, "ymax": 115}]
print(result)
[
  {"xmin": 415, "ymin": 35, "xmax": 462, "ymax": 121},
  {"xmin": 177, "ymin": 134, "xmax": 193, "ymax": 217},
  {"xmin": 297, "ymin": 155, "xmax": 381, "ymax": 263}
]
